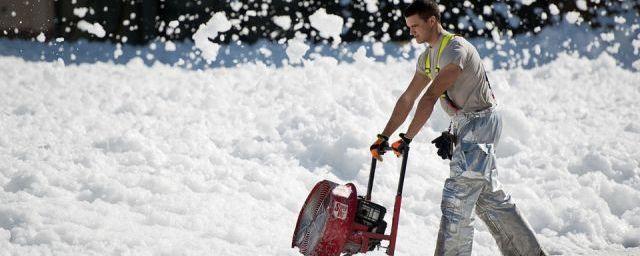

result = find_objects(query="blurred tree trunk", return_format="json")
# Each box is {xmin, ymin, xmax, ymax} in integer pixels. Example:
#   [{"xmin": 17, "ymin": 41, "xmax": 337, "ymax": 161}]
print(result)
[{"xmin": 0, "ymin": 0, "xmax": 55, "ymax": 39}]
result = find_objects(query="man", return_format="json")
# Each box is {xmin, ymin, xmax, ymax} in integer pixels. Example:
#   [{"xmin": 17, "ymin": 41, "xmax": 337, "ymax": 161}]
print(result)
[{"xmin": 369, "ymin": 1, "xmax": 546, "ymax": 255}]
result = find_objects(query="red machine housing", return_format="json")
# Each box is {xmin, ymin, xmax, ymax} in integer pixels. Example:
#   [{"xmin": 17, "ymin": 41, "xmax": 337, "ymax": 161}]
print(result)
[
  {"xmin": 291, "ymin": 180, "xmax": 359, "ymax": 256},
  {"xmin": 292, "ymin": 146, "xmax": 410, "ymax": 256}
]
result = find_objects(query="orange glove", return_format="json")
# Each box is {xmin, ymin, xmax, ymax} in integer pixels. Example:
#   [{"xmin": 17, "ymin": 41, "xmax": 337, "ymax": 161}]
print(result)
[
  {"xmin": 370, "ymin": 134, "xmax": 389, "ymax": 161},
  {"xmin": 391, "ymin": 133, "xmax": 412, "ymax": 157}
]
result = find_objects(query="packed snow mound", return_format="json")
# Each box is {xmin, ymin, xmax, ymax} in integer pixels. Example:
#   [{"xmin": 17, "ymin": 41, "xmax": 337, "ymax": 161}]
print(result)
[{"xmin": 0, "ymin": 53, "xmax": 639, "ymax": 255}]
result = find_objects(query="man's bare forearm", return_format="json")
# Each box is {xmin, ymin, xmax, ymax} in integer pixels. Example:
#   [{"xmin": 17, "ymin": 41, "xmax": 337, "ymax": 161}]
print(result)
[
  {"xmin": 405, "ymin": 94, "xmax": 438, "ymax": 139},
  {"xmin": 404, "ymin": 64, "xmax": 461, "ymax": 139},
  {"xmin": 381, "ymin": 96, "xmax": 414, "ymax": 136}
]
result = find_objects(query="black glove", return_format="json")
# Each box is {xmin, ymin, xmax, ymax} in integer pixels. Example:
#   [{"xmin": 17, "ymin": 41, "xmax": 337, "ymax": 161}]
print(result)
[
  {"xmin": 431, "ymin": 131, "xmax": 456, "ymax": 160},
  {"xmin": 370, "ymin": 134, "xmax": 389, "ymax": 161},
  {"xmin": 391, "ymin": 133, "xmax": 412, "ymax": 157}
]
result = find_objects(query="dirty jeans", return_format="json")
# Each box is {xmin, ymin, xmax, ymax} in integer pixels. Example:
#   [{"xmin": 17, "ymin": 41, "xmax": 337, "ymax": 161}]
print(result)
[{"xmin": 434, "ymin": 108, "xmax": 544, "ymax": 256}]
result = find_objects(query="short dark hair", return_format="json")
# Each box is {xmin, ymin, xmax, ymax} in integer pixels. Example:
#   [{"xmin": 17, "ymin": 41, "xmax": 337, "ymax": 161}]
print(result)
[{"xmin": 404, "ymin": 0, "xmax": 441, "ymax": 22}]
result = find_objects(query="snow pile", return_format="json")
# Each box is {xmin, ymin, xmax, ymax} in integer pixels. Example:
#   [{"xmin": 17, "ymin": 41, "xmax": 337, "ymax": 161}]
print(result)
[
  {"xmin": 192, "ymin": 12, "xmax": 231, "ymax": 62},
  {"xmin": 0, "ymin": 49, "xmax": 638, "ymax": 255},
  {"xmin": 1, "ymin": 2, "xmax": 638, "ymax": 255}
]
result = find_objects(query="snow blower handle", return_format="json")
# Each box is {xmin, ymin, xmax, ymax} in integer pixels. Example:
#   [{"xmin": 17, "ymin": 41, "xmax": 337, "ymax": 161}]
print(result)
[{"xmin": 366, "ymin": 146, "xmax": 409, "ymax": 201}]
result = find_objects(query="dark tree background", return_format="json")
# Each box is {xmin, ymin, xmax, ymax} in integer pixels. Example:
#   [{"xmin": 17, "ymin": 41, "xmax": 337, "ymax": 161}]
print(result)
[{"xmin": 1, "ymin": 0, "xmax": 638, "ymax": 44}]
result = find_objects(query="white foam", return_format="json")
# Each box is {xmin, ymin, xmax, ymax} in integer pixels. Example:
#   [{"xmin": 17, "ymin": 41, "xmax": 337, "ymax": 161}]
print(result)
[
  {"xmin": 77, "ymin": 20, "xmax": 106, "ymax": 38},
  {"xmin": 192, "ymin": 12, "xmax": 231, "ymax": 63},
  {"xmin": 285, "ymin": 38, "xmax": 309, "ymax": 64},
  {"xmin": 0, "ymin": 52, "xmax": 639, "ymax": 255},
  {"xmin": 272, "ymin": 16, "xmax": 292, "ymax": 30},
  {"xmin": 372, "ymin": 42, "xmax": 385, "ymax": 56},
  {"xmin": 566, "ymin": 11, "xmax": 581, "ymax": 24},
  {"xmin": 73, "ymin": 7, "xmax": 88, "ymax": 18},
  {"xmin": 36, "ymin": 32, "xmax": 45, "ymax": 43},
  {"xmin": 164, "ymin": 41, "xmax": 176, "ymax": 52},
  {"xmin": 309, "ymin": 8, "xmax": 344, "ymax": 45},
  {"xmin": 332, "ymin": 185, "xmax": 352, "ymax": 198}
]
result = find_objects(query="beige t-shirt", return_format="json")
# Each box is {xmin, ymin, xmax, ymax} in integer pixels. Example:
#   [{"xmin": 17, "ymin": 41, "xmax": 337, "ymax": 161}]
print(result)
[{"xmin": 416, "ymin": 31, "xmax": 496, "ymax": 116}]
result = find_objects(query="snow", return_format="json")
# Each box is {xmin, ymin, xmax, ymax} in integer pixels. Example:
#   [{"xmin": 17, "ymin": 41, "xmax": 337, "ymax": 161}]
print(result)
[
  {"xmin": 285, "ymin": 38, "xmax": 309, "ymax": 64},
  {"xmin": 230, "ymin": 1, "xmax": 242, "ymax": 12},
  {"xmin": 308, "ymin": 8, "xmax": 344, "ymax": 45},
  {"xmin": 1, "ymin": 46, "xmax": 639, "ymax": 255},
  {"xmin": 549, "ymin": 4, "xmax": 560, "ymax": 16},
  {"xmin": 332, "ymin": 185, "xmax": 352, "ymax": 198},
  {"xmin": 633, "ymin": 36, "xmax": 640, "ymax": 55},
  {"xmin": 192, "ymin": 12, "xmax": 231, "ymax": 63},
  {"xmin": 164, "ymin": 41, "xmax": 176, "ymax": 52},
  {"xmin": 372, "ymin": 42, "xmax": 385, "ymax": 56},
  {"xmin": 519, "ymin": 0, "xmax": 535, "ymax": 6},
  {"xmin": 113, "ymin": 43, "xmax": 123, "ymax": 59},
  {"xmin": 601, "ymin": 32, "xmax": 615, "ymax": 42},
  {"xmin": 614, "ymin": 16, "xmax": 627, "ymax": 24},
  {"xmin": 73, "ymin": 7, "xmax": 88, "ymax": 18},
  {"xmin": 353, "ymin": 46, "xmax": 373, "ymax": 63},
  {"xmin": 633, "ymin": 59, "xmax": 640, "ymax": 71},
  {"xmin": 273, "ymin": 16, "xmax": 292, "ymax": 31},
  {"xmin": 76, "ymin": 21, "xmax": 106, "ymax": 38},
  {"xmin": 483, "ymin": 6, "xmax": 491, "ymax": 15},
  {"xmin": 576, "ymin": 0, "xmax": 588, "ymax": 11},
  {"xmin": 1, "ymin": 5, "xmax": 640, "ymax": 256},
  {"xmin": 259, "ymin": 47, "xmax": 272, "ymax": 57},
  {"xmin": 566, "ymin": 11, "xmax": 582, "ymax": 24},
  {"xmin": 364, "ymin": 0, "xmax": 379, "ymax": 13},
  {"xmin": 36, "ymin": 33, "xmax": 45, "ymax": 43}
]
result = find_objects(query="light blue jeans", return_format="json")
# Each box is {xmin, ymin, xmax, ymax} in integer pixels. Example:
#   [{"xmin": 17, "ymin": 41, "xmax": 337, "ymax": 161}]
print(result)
[{"xmin": 434, "ymin": 108, "xmax": 544, "ymax": 256}]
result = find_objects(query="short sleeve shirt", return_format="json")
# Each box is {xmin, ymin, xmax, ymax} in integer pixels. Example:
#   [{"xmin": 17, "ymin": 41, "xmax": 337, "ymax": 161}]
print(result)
[{"xmin": 416, "ymin": 31, "xmax": 496, "ymax": 116}]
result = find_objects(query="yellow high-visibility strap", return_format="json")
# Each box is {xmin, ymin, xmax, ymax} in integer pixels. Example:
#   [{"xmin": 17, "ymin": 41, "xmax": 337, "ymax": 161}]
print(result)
[
  {"xmin": 424, "ymin": 33, "xmax": 456, "ymax": 80},
  {"xmin": 424, "ymin": 33, "xmax": 461, "ymax": 110}
]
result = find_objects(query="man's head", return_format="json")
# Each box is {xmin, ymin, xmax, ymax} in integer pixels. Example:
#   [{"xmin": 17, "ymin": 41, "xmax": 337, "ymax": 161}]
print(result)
[{"xmin": 404, "ymin": 0, "xmax": 441, "ymax": 44}]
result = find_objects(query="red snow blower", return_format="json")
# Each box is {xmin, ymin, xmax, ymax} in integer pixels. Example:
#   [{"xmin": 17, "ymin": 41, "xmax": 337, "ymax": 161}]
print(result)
[{"xmin": 292, "ymin": 145, "xmax": 410, "ymax": 256}]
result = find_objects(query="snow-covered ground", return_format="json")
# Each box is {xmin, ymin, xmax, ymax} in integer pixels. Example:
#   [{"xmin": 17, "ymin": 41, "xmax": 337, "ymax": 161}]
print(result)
[
  {"xmin": 1, "ymin": 48, "xmax": 639, "ymax": 255},
  {"xmin": 2, "ymin": 6, "xmax": 640, "ymax": 256}
]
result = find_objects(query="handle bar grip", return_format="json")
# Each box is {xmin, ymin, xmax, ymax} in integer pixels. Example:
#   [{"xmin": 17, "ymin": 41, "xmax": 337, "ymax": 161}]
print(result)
[
  {"xmin": 377, "ymin": 146, "xmax": 393, "ymax": 154},
  {"xmin": 367, "ymin": 145, "xmax": 410, "ymax": 200}
]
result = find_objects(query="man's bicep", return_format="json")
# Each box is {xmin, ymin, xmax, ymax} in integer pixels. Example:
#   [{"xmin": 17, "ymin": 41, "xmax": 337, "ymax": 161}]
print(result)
[
  {"xmin": 426, "ymin": 63, "xmax": 462, "ymax": 98},
  {"xmin": 441, "ymin": 40, "xmax": 467, "ymax": 70},
  {"xmin": 403, "ymin": 71, "xmax": 430, "ymax": 100}
]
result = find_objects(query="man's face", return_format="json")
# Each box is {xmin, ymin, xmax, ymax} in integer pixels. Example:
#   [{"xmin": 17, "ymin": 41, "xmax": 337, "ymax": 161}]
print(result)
[{"xmin": 405, "ymin": 14, "xmax": 435, "ymax": 44}]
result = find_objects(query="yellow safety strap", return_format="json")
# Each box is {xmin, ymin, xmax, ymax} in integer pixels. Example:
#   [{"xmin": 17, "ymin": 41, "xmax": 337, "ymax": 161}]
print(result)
[
  {"xmin": 424, "ymin": 33, "xmax": 460, "ymax": 108},
  {"xmin": 424, "ymin": 33, "xmax": 456, "ymax": 80}
]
